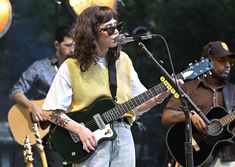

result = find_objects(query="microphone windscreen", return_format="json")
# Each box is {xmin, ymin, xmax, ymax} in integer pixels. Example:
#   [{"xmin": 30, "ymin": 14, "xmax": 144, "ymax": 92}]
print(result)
[{"xmin": 117, "ymin": 34, "xmax": 126, "ymax": 44}]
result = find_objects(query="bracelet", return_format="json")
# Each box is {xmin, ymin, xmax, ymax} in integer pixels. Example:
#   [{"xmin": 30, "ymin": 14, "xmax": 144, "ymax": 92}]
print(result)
[
  {"xmin": 135, "ymin": 106, "xmax": 140, "ymax": 113},
  {"xmin": 154, "ymin": 97, "xmax": 164, "ymax": 104}
]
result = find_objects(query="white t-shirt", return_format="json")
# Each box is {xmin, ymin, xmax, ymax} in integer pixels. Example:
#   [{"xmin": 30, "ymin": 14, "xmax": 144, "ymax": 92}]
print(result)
[{"xmin": 42, "ymin": 58, "xmax": 147, "ymax": 112}]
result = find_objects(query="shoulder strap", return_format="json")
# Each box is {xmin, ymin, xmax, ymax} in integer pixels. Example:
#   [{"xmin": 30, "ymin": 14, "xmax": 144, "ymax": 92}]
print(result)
[
  {"xmin": 108, "ymin": 60, "xmax": 117, "ymax": 101},
  {"xmin": 223, "ymin": 81, "xmax": 233, "ymax": 112}
]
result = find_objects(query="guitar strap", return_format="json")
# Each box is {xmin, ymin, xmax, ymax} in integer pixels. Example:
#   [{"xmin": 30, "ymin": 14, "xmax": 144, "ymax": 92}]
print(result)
[
  {"xmin": 222, "ymin": 80, "xmax": 233, "ymax": 113},
  {"xmin": 108, "ymin": 59, "xmax": 117, "ymax": 101}
]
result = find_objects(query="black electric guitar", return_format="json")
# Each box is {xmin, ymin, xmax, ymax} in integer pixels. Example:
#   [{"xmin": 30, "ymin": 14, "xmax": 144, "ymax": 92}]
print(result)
[
  {"xmin": 49, "ymin": 58, "xmax": 213, "ymax": 163},
  {"xmin": 166, "ymin": 107, "xmax": 235, "ymax": 167}
]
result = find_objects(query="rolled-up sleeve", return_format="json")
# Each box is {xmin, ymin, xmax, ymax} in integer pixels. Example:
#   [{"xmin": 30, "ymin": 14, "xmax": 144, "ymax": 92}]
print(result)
[
  {"xmin": 42, "ymin": 63, "xmax": 72, "ymax": 112},
  {"xmin": 9, "ymin": 62, "xmax": 39, "ymax": 100}
]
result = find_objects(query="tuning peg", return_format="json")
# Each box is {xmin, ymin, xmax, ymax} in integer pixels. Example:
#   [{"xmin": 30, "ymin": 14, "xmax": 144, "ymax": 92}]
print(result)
[
  {"xmin": 189, "ymin": 63, "xmax": 193, "ymax": 67},
  {"xmin": 159, "ymin": 60, "xmax": 164, "ymax": 65},
  {"xmin": 203, "ymin": 74, "xmax": 207, "ymax": 78}
]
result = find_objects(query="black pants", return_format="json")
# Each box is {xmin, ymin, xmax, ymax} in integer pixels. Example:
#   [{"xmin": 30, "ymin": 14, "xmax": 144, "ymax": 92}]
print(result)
[{"xmin": 43, "ymin": 135, "xmax": 72, "ymax": 167}]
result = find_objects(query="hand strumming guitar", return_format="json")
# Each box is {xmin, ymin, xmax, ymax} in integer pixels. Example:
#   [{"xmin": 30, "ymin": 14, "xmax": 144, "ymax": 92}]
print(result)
[{"xmin": 190, "ymin": 110, "xmax": 208, "ymax": 132}]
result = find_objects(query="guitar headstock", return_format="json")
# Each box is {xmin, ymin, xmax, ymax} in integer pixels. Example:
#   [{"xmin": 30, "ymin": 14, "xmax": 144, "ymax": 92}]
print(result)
[
  {"xmin": 181, "ymin": 57, "xmax": 213, "ymax": 81},
  {"xmin": 33, "ymin": 123, "xmax": 44, "ymax": 150},
  {"xmin": 23, "ymin": 135, "xmax": 34, "ymax": 163},
  {"xmin": 33, "ymin": 123, "xmax": 48, "ymax": 167}
]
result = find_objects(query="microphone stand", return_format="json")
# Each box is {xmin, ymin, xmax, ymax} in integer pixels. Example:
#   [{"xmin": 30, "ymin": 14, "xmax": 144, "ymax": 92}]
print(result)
[
  {"xmin": 133, "ymin": 37, "xmax": 210, "ymax": 167},
  {"xmin": 53, "ymin": 0, "xmax": 61, "ymax": 29}
]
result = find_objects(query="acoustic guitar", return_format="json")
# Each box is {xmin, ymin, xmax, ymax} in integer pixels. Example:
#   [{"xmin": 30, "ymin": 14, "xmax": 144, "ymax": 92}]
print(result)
[
  {"xmin": 166, "ymin": 107, "xmax": 235, "ymax": 167},
  {"xmin": 8, "ymin": 99, "xmax": 50, "ymax": 145}
]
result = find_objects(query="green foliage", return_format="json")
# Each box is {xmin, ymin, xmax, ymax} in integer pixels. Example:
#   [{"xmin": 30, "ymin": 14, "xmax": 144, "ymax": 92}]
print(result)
[{"xmin": 118, "ymin": 0, "xmax": 235, "ymax": 84}]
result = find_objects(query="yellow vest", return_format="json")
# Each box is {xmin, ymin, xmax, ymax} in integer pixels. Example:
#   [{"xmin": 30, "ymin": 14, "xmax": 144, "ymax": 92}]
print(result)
[{"xmin": 65, "ymin": 51, "xmax": 136, "ymax": 124}]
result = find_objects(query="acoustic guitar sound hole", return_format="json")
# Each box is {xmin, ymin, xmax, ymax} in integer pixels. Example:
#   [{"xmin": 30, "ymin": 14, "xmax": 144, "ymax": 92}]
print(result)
[{"xmin": 208, "ymin": 120, "xmax": 223, "ymax": 136}]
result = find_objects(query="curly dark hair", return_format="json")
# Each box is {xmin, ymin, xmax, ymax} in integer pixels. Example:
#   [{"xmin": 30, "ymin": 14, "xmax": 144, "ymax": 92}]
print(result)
[{"xmin": 73, "ymin": 5, "xmax": 121, "ymax": 72}]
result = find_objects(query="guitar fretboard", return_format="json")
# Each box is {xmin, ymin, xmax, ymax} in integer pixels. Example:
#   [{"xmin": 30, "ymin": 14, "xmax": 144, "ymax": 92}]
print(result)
[
  {"xmin": 220, "ymin": 111, "xmax": 235, "ymax": 126},
  {"xmin": 100, "ymin": 58, "xmax": 212, "ymax": 123},
  {"xmin": 102, "ymin": 72, "xmax": 184, "ymax": 123},
  {"xmin": 103, "ymin": 83, "xmax": 166, "ymax": 123}
]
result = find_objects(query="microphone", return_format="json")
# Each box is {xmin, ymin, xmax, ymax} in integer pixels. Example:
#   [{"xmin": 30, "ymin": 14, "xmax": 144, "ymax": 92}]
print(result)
[{"xmin": 117, "ymin": 34, "xmax": 158, "ymax": 44}]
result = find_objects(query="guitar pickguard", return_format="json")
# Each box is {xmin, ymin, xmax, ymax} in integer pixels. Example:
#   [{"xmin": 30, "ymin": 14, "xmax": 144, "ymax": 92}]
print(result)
[
  {"xmin": 69, "ymin": 124, "xmax": 114, "ymax": 143},
  {"xmin": 93, "ymin": 124, "xmax": 114, "ymax": 141}
]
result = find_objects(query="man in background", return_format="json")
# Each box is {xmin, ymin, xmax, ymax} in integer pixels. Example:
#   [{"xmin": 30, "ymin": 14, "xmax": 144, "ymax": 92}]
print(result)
[
  {"xmin": 9, "ymin": 24, "xmax": 75, "ymax": 167},
  {"xmin": 162, "ymin": 41, "xmax": 235, "ymax": 167}
]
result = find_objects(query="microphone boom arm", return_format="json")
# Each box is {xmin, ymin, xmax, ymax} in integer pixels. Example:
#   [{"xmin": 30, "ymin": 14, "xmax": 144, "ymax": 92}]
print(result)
[
  {"xmin": 133, "ymin": 36, "xmax": 210, "ymax": 124},
  {"xmin": 133, "ymin": 36, "xmax": 211, "ymax": 167},
  {"xmin": 118, "ymin": 34, "xmax": 158, "ymax": 44}
]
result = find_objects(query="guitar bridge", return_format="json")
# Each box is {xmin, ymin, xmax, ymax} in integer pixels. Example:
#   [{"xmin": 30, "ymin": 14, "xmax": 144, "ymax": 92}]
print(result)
[
  {"xmin": 69, "ymin": 132, "xmax": 80, "ymax": 143},
  {"xmin": 69, "ymin": 122, "xmax": 85, "ymax": 143}
]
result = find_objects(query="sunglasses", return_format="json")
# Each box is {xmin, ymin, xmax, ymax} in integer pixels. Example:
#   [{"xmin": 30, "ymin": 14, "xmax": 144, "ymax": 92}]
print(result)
[
  {"xmin": 99, "ymin": 22, "xmax": 123, "ymax": 36},
  {"xmin": 212, "ymin": 56, "xmax": 235, "ymax": 65}
]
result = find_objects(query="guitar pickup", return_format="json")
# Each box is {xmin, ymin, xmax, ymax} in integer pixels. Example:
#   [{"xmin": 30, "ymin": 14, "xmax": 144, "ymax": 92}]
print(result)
[
  {"xmin": 93, "ymin": 114, "xmax": 106, "ymax": 130},
  {"xmin": 69, "ymin": 122, "xmax": 85, "ymax": 143}
]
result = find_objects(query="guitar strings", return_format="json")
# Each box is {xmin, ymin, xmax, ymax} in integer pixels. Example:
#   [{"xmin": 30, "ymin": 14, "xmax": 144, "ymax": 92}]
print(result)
[
  {"xmin": 191, "ymin": 123, "xmax": 223, "ymax": 143},
  {"xmin": 78, "ymin": 88, "xmax": 162, "ymax": 130},
  {"xmin": 192, "ymin": 112, "xmax": 235, "ymax": 144},
  {"xmin": 81, "ymin": 106, "xmax": 124, "ymax": 129},
  {"xmin": 81, "ymin": 114, "xmax": 111, "ymax": 130}
]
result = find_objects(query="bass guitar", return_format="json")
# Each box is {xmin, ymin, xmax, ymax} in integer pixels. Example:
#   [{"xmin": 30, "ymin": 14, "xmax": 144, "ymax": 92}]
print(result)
[
  {"xmin": 49, "ymin": 58, "xmax": 213, "ymax": 163},
  {"xmin": 8, "ymin": 99, "xmax": 50, "ymax": 145},
  {"xmin": 166, "ymin": 107, "xmax": 235, "ymax": 167}
]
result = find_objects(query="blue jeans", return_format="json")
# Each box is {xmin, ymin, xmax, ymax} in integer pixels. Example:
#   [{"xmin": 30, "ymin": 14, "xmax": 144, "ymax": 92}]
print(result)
[{"xmin": 77, "ymin": 121, "xmax": 135, "ymax": 167}]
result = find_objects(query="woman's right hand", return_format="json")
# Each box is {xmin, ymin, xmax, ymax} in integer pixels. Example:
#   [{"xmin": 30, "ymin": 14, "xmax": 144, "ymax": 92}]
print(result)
[{"xmin": 76, "ymin": 124, "xmax": 98, "ymax": 153}]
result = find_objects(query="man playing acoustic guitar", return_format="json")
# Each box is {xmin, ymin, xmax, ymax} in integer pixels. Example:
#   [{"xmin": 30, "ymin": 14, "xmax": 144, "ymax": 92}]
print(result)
[
  {"xmin": 9, "ymin": 25, "xmax": 75, "ymax": 167},
  {"xmin": 162, "ymin": 41, "xmax": 235, "ymax": 167}
]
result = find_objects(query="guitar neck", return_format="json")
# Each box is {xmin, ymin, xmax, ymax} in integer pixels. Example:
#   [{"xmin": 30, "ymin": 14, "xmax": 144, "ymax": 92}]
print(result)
[
  {"xmin": 220, "ymin": 110, "xmax": 235, "ymax": 126},
  {"xmin": 39, "ymin": 150, "xmax": 48, "ymax": 167},
  {"xmin": 101, "ymin": 58, "xmax": 213, "ymax": 123},
  {"xmin": 102, "ymin": 73, "xmax": 183, "ymax": 123},
  {"xmin": 33, "ymin": 123, "xmax": 48, "ymax": 167},
  {"xmin": 26, "ymin": 162, "xmax": 33, "ymax": 167}
]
